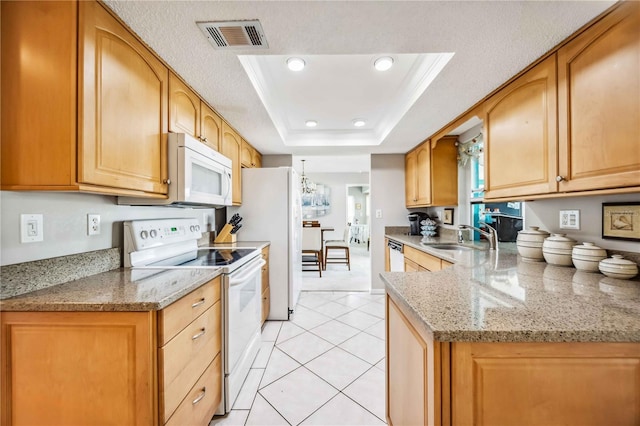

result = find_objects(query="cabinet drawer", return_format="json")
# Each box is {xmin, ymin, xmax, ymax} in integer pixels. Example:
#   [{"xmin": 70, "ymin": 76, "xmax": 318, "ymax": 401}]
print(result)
[
  {"xmin": 159, "ymin": 302, "xmax": 221, "ymax": 422},
  {"xmin": 404, "ymin": 246, "xmax": 442, "ymax": 272},
  {"xmin": 158, "ymin": 277, "xmax": 220, "ymax": 345},
  {"xmin": 166, "ymin": 353, "xmax": 222, "ymax": 426}
]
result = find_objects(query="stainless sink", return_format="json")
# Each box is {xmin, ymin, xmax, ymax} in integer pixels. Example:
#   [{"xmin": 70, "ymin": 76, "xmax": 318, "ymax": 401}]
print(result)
[{"xmin": 420, "ymin": 243, "xmax": 474, "ymax": 251}]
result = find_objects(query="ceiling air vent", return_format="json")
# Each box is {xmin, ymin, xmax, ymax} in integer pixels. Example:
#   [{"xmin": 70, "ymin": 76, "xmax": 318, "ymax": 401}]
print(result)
[{"xmin": 197, "ymin": 20, "xmax": 268, "ymax": 50}]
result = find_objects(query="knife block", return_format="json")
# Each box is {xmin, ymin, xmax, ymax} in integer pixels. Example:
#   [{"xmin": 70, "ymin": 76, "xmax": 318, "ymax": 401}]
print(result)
[{"xmin": 214, "ymin": 223, "xmax": 237, "ymax": 244}]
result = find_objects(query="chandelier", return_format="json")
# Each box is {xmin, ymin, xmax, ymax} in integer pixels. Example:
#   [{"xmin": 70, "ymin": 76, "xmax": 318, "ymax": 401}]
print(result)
[{"xmin": 300, "ymin": 159, "xmax": 316, "ymax": 194}]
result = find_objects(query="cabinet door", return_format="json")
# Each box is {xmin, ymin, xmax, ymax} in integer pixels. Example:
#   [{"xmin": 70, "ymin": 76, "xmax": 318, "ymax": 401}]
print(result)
[
  {"xmin": 169, "ymin": 72, "xmax": 200, "ymax": 137},
  {"xmin": 252, "ymin": 149, "xmax": 263, "ymax": 168},
  {"xmin": 1, "ymin": 311, "xmax": 155, "ymax": 425},
  {"xmin": 241, "ymin": 138, "xmax": 254, "ymax": 168},
  {"xmin": 452, "ymin": 342, "xmax": 640, "ymax": 425},
  {"xmin": 387, "ymin": 296, "xmax": 429, "ymax": 425},
  {"xmin": 403, "ymin": 258, "xmax": 424, "ymax": 272},
  {"xmin": 431, "ymin": 136, "xmax": 458, "ymax": 206},
  {"xmin": 78, "ymin": 1, "xmax": 168, "ymax": 195},
  {"xmin": 557, "ymin": 2, "xmax": 640, "ymax": 192},
  {"xmin": 221, "ymin": 122, "xmax": 242, "ymax": 205},
  {"xmin": 415, "ymin": 143, "xmax": 432, "ymax": 205},
  {"xmin": 1, "ymin": 0, "xmax": 77, "ymax": 189},
  {"xmin": 405, "ymin": 150, "xmax": 418, "ymax": 207},
  {"xmin": 484, "ymin": 55, "xmax": 558, "ymax": 199},
  {"xmin": 200, "ymin": 102, "xmax": 222, "ymax": 152}
]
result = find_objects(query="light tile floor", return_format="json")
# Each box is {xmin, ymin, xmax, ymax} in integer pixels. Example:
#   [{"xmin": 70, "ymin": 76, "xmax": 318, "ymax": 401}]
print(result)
[{"xmin": 210, "ymin": 291, "xmax": 387, "ymax": 426}]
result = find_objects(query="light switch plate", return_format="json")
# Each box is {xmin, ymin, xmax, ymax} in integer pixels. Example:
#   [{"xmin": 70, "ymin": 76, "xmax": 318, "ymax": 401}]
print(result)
[
  {"xmin": 21, "ymin": 214, "xmax": 44, "ymax": 243},
  {"xmin": 559, "ymin": 210, "xmax": 580, "ymax": 230}
]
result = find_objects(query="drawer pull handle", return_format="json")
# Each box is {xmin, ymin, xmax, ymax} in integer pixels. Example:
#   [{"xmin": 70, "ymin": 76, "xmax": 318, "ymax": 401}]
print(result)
[
  {"xmin": 192, "ymin": 388, "xmax": 206, "ymax": 405},
  {"xmin": 192, "ymin": 298, "xmax": 205, "ymax": 308},
  {"xmin": 192, "ymin": 328, "xmax": 206, "ymax": 340}
]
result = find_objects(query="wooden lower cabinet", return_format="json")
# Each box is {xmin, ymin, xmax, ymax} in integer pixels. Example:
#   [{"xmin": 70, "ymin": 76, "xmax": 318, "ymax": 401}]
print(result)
[
  {"xmin": 1, "ymin": 277, "xmax": 222, "ymax": 426},
  {"xmin": 1, "ymin": 311, "xmax": 156, "ymax": 425},
  {"xmin": 261, "ymin": 246, "xmax": 270, "ymax": 324},
  {"xmin": 404, "ymin": 246, "xmax": 444, "ymax": 272},
  {"xmin": 386, "ymin": 292, "xmax": 640, "ymax": 426}
]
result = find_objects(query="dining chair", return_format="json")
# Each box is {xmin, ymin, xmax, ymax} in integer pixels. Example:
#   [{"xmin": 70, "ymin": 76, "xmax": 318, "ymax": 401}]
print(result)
[
  {"xmin": 302, "ymin": 226, "xmax": 323, "ymax": 277},
  {"xmin": 324, "ymin": 227, "xmax": 350, "ymax": 270}
]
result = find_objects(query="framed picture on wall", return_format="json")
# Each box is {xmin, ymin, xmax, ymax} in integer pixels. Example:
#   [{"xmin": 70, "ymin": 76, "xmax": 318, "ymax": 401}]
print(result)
[
  {"xmin": 602, "ymin": 202, "xmax": 640, "ymax": 241},
  {"xmin": 443, "ymin": 208, "xmax": 454, "ymax": 225}
]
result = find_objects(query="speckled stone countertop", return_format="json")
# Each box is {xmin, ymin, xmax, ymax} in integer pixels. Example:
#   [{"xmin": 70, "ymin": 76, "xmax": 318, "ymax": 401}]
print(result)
[
  {"xmin": 0, "ymin": 268, "xmax": 221, "ymax": 312},
  {"xmin": 383, "ymin": 233, "xmax": 640, "ymax": 343},
  {"xmin": 0, "ymin": 242, "xmax": 270, "ymax": 312}
]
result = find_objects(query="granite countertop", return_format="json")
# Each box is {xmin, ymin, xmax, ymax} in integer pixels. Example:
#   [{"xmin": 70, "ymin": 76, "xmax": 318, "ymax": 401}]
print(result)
[
  {"xmin": 0, "ymin": 242, "xmax": 270, "ymax": 312},
  {"xmin": 0, "ymin": 267, "xmax": 222, "ymax": 312},
  {"xmin": 383, "ymin": 233, "xmax": 640, "ymax": 343}
]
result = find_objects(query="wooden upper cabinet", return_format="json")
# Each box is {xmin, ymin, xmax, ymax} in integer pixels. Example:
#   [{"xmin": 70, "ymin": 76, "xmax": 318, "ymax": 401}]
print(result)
[
  {"xmin": 169, "ymin": 72, "xmax": 222, "ymax": 152},
  {"xmin": 169, "ymin": 72, "xmax": 200, "ymax": 137},
  {"xmin": 1, "ymin": 0, "xmax": 77, "ymax": 189},
  {"xmin": 557, "ymin": 1, "xmax": 640, "ymax": 192},
  {"xmin": 241, "ymin": 139, "xmax": 262, "ymax": 168},
  {"xmin": 221, "ymin": 122, "xmax": 242, "ymax": 205},
  {"xmin": 405, "ymin": 142, "xmax": 431, "ymax": 207},
  {"xmin": 200, "ymin": 102, "xmax": 222, "ymax": 152},
  {"xmin": 405, "ymin": 137, "xmax": 457, "ymax": 207},
  {"xmin": 431, "ymin": 136, "xmax": 458, "ymax": 206},
  {"xmin": 78, "ymin": 1, "xmax": 168, "ymax": 195},
  {"xmin": 484, "ymin": 55, "xmax": 558, "ymax": 200}
]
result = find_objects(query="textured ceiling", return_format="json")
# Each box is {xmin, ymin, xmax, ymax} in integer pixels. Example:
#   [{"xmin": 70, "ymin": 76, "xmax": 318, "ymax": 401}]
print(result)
[{"xmin": 103, "ymin": 0, "xmax": 615, "ymax": 170}]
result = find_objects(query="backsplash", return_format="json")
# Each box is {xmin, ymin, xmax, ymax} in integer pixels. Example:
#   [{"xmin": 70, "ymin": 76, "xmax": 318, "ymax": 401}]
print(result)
[{"xmin": 0, "ymin": 248, "xmax": 120, "ymax": 299}]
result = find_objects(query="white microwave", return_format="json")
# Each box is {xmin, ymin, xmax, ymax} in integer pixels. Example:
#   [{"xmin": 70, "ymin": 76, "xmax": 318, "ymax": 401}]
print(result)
[{"xmin": 119, "ymin": 133, "xmax": 232, "ymax": 207}]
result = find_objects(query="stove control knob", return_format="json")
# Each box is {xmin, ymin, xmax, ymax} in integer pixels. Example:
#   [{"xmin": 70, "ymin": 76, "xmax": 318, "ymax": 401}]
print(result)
[
  {"xmin": 150, "ymin": 229, "xmax": 158, "ymax": 238},
  {"xmin": 195, "ymin": 225, "xmax": 200, "ymax": 232},
  {"xmin": 190, "ymin": 225, "xmax": 196, "ymax": 232},
  {"xmin": 140, "ymin": 230, "xmax": 148, "ymax": 239}
]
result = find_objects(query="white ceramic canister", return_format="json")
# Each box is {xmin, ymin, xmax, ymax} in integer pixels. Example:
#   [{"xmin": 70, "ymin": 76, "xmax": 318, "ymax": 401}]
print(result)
[
  {"xmin": 516, "ymin": 226, "xmax": 550, "ymax": 261},
  {"xmin": 571, "ymin": 242, "xmax": 607, "ymax": 272},
  {"xmin": 598, "ymin": 255, "xmax": 639, "ymax": 280},
  {"xmin": 542, "ymin": 234, "xmax": 577, "ymax": 266}
]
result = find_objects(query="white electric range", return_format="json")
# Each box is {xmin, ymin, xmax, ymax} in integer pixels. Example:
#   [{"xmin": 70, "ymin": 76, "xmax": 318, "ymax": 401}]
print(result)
[{"xmin": 124, "ymin": 218, "xmax": 264, "ymax": 415}]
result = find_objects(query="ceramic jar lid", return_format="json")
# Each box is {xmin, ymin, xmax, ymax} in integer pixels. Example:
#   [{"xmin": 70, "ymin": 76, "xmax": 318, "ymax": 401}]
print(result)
[
  {"xmin": 518, "ymin": 226, "xmax": 550, "ymax": 236},
  {"xmin": 517, "ymin": 226, "xmax": 550, "ymax": 245},
  {"xmin": 572, "ymin": 242, "xmax": 607, "ymax": 259},
  {"xmin": 543, "ymin": 233, "xmax": 577, "ymax": 251}
]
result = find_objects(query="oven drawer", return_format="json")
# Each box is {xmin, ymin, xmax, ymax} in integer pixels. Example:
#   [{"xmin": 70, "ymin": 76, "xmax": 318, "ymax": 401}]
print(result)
[
  {"xmin": 159, "ymin": 301, "xmax": 221, "ymax": 423},
  {"xmin": 166, "ymin": 353, "xmax": 222, "ymax": 426},
  {"xmin": 158, "ymin": 276, "xmax": 220, "ymax": 345}
]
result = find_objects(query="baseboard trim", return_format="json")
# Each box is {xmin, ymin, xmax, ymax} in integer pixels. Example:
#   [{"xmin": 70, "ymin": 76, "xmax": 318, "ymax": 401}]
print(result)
[{"xmin": 369, "ymin": 288, "xmax": 385, "ymax": 295}]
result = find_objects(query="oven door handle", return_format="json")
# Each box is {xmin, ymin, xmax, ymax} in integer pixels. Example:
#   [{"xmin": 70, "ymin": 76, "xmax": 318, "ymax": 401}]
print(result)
[{"xmin": 229, "ymin": 258, "xmax": 266, "ymax": 286}]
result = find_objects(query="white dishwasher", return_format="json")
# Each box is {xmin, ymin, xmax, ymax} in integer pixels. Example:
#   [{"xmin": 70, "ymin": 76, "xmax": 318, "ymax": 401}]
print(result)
[{"xmin": 388, "ymin": 240, "xmax": 405, "ymax": 272}]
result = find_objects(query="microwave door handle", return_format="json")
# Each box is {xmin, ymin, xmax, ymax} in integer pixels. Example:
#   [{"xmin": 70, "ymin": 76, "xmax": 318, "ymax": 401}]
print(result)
[{"xmin": 225, "ymin": 171, "xmax": 232, "ymax": 201}]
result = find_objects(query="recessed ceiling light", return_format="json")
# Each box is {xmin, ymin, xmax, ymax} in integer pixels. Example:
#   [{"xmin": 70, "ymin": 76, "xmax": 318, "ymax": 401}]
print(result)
[
  {"xmin": 287, "ymin": 57, "xmax": 305, "ymax": 71},
  {"xmin": 305, "ymin": 120, "xmax": 318, "ymax": 127},
  {"xmin": 352, "ymin": 119, "xmax": 366, "ymax": 127},
  {"xmin": 374, "ymin": 56, "xmax": 394, "ymax": 71}
]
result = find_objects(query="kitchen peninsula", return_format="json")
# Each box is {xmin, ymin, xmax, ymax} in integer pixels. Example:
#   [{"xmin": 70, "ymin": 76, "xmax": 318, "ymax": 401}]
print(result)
[{"xmin": 382, "ymin": 233, "xmax": 640, "ymax": 425}]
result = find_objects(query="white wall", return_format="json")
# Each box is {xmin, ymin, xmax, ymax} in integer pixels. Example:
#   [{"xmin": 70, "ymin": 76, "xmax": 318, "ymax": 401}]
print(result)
[
  {"xmin": 262, "ymin": 155, "xmax": 293, "ymax": 168},
  {"xmin": 347, "ymin": 185, "xmax": 369, "ymax": 225},
  {"xmin": 0, "ymin": 191, "xmax": 217, "ymax": 266},
  {"xmin": 305, "ymin": 172, "xmax": 369, "ymax": 241},
  {"xmin": 371, "ymin": 154, "xmax": 408, "ymax": 291},
  {"xmin": 525, "ymin": 193, "xmax": 640, "ymax": 252}
]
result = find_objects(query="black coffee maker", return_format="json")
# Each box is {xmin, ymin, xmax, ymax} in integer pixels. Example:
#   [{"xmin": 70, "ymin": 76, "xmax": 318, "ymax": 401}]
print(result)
[{"xmin": 408, "ymin": 213, "xmax": 429, "ymax": 235}]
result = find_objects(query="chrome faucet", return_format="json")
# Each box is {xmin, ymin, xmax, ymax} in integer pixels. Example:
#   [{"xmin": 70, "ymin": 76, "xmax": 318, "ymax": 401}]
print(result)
[{"xmin": 458, "ymin": 222, "xmax": 498, "ymax": 250}]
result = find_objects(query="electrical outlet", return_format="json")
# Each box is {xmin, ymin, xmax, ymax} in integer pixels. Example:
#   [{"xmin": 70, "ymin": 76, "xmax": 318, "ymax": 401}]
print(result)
[
  {"xmin": 559, "ymin": 210, "xmax": 580, "ymax": 230},
  {"xmin": 20, "ymin": 214, "xmax": 43, "ymax": 243},
  {"xmin": 88, "ymin": 214, "xmax": 101, "ymax": 235},
  {"xmin": 375, "ymin": 209, "xmax": 383, "ymax": 219}
]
